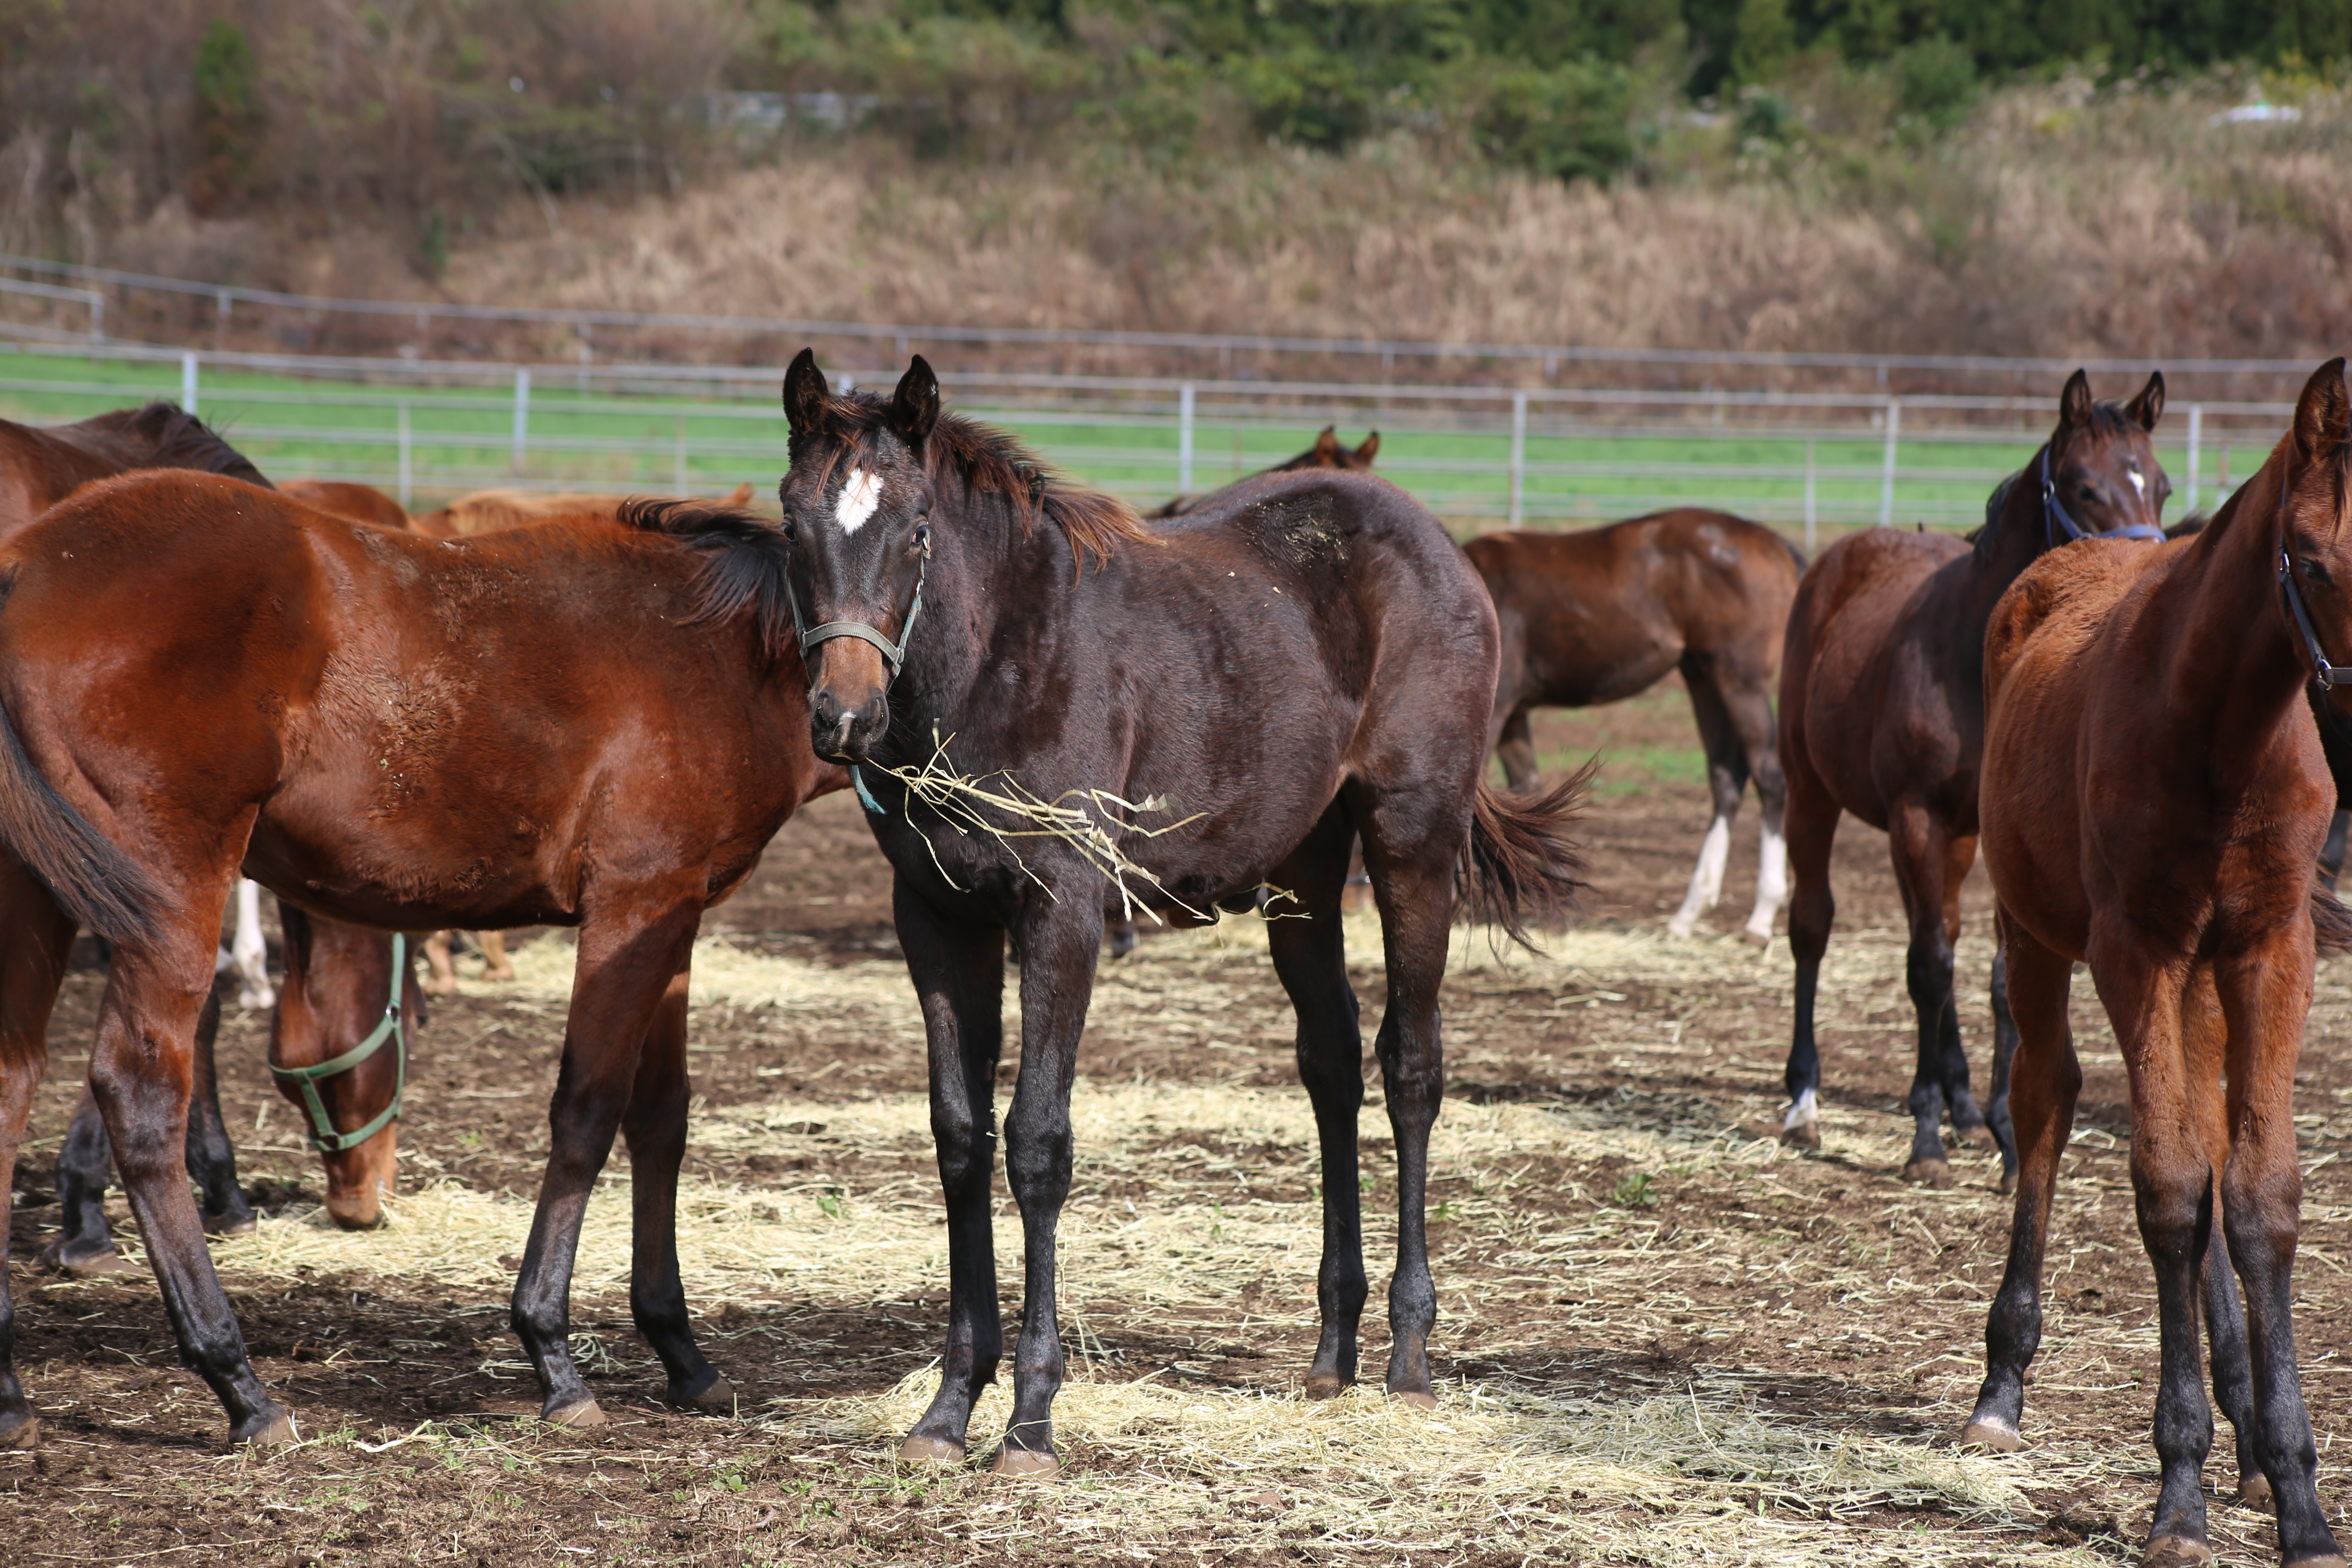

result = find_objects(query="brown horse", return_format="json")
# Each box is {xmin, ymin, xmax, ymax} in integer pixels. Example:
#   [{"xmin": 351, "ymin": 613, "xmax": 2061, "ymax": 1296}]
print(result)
[
  {"xmin": 1151, "ymin": 426, "xmax": 1379, "ymax": 519},
  {"xmin": 414, "ymin": 480, "xmax": 757, "ymax": 536},
  {"xmin": 1466, "ymin": 510, "xmax": 1804, "ymax": 940},
  {"xmin": 1777, "ymin": 370, "xmax": 2167, "ymax": 1187},
  {"xmin": 1960, "ymin": 359, "xmax": 2352, "ymax": 1568},
  {"xmin": 0, "ymin": 478, "xmax": 841, "ymax": 1447},
  {"xmin": 779, "ymin": 351, "xmax": 1584, "ymax": 1476},
  {"xmin": 278, "ymin": 479, "xmax": 412, "ymax": 532}
]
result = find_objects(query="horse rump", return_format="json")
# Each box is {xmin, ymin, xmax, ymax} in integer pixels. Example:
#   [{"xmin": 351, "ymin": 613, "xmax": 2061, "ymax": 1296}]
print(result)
[{"xmin": 1459, "ymin": 757, "xmax": 1595, "ymax": 949}]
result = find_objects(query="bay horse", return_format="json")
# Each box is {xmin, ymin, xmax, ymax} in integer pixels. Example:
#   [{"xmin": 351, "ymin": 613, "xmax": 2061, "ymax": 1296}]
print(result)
[
  {"xmin": 1466, "ymin": 510, "xmax": 1804, "ymax": 940},
  {"xmin": 1150, "ymin": 425, "xmax": 1379, "ymax": 519},
  {"xmin": 413, "ymin": 480, "xmax": 756, "ymax": 536},
  {"xmin": 1960, "ymin": 358, "xmax": 2352, "ymax": 1568},
  {"xmin": 0, "ymin": 479, "xmax": 841, "ymax": 1448},
  {"xmin": 278, "ymin": 479, "xmax": 412, "ymax": 532},
  {"xmin": 776, "ymin": 350, "xmax": 1585, "ymax": 1476},
  {"xmin": 1777, "ymin": 370, "xmax": 2167, "ymax": 1187}
]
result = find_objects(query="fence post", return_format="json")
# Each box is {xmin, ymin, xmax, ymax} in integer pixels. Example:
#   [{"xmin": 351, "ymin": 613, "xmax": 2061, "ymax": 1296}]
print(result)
[
  {"xmin": 1177, "ymin": 383, "xmax": 1195, "ymax": 496},
  {"xmin": 1509, "ymin": 391, "xmax": 1528, "ymax": 527},
  {"xmin": 2185, "ymin": 403, "xmax": 2203, "ymax": 514},
  {"xmin": 1803, "ymin": 437, "xmax": 1816, "ymax": 552},
  {"xmin": 1878, "ymin": 399, "xmax": 1900, "ymax": 527},
  {"xmin": 675, "ymin": 413, "xmax": 688, "ymax": 494},
  {"xmin": 511, "ymin": 367, "xmax": 531, "ymax": 478},
  {"xmin": 397, "ymin": 400, "xmax": 412, "ymax": 510},
  {"xmin": 89, "ymin": 293, "xmax": 103, "ymax": 343},
  {"xmin": 180, "ymin": 351, "xmax": 198, "ymax": 415}
]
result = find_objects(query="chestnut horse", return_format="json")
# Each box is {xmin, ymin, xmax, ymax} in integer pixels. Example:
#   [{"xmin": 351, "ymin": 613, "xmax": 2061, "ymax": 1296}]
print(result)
[
  {"xmin": 778, "ymin": 351, "xmax": 1584, "ymax": 1476},
  {"xmin": 1466, "ymin": 510, "xmax": 1804, "ymax": 940},
  {"xmin": 1961, "ymin": 359, "xmax": 2352, "ymax": 1568},
  {"xmin": 414, "ymin": 480, "xmax": 756, "ymax": 536},
  {"xmin": 1777, "ymin": 370, "xmax": 2167, "ymax": 1187},
  {"xmin": 0, "ymin": 479, "xmax": 840, "ymax": 1448}
]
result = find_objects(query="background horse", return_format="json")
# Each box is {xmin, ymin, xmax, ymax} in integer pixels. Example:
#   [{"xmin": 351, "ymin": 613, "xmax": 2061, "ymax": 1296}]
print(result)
[
  {"xmin": 1150, "ymin": 425, "xmax": 1379, "ymax": 518},
  {"xmin": 0, "ymin": 479, "xmax": 841, "ymax": 1448},
  {"xmin": 778, "ymin": 350, "xmax": 1584, "ymax": 1476},
  {"xmin": 1466, "ymin": 509, "xmax": 1803, "ymax": 940},
  {"xmin": 1776, "ymin": 370, "xmax": 2166, "ymax": 1188},
  {"xmin": 1962, "ymin": 358, "xmax": 2352, "ymax": 1568},
  {"xmin": 413, "ymin": 479, "xmax": 755, "ymax": 536}
]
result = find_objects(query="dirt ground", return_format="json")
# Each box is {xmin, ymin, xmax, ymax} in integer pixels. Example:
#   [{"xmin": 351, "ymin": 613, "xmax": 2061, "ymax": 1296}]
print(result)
[{"xmin": 8, "ymin": 684, "xmax": 2352, "ymax": 1565}]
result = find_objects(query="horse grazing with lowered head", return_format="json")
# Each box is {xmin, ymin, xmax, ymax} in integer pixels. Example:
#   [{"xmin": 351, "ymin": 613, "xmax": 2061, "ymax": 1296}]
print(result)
[
  {"xmin": 1151, "ymin": 425, "xmax": 1379, "ymax": 519},
  {"xmin": 776, "ymin": 350, "xmax": 1585, "ymax": 1477},
  {"xmin": 0, "ymin": 479, "xmax": 842, "ymax": 1448},
  {"xmin": 1777, "ymin": 370, "xmax": 2167, "ymax": 1188},
  {"xmin": 1466, "ymin": 509, "xmax": 1804, "ymax": 940},
  {"xmin": 1961, "ymin": 357, "xmax": 2352, "ymax": 1568}
]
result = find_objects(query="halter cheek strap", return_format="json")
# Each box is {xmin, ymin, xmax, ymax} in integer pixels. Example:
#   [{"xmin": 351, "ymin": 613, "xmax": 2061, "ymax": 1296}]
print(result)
[
  {"xmin": 268, "ymin": 931, "xmax": 406, "ymax": 1154},
  {"xmin": 2280, "ymin": 549, "xmax": 2352, "ymax": 689},
  {"xmin": 2042, "ymin": 445, "xmax": 2165, "ymax": 546},
  {"xmin": 783, "ymin": 545, "xmax": 928, "ymax": 682}
]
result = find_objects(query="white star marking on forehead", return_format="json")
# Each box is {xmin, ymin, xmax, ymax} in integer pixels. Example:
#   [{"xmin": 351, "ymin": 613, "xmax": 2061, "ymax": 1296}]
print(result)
[
  {"xmin": 835, "ymin": 468, "xmax": 883, "ymax": 535},
  {"xmin": 2129, "ymin": 466, "xmax": 2146, "ymax": 498}
]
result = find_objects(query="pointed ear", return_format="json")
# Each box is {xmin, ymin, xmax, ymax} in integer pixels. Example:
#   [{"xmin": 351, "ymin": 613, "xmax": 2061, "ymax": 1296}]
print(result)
[
  {"xmin": 2058, "ymin": 368, "xmax": 2093, "ymax": 430},
  {"xmin": 2125, "ymin": 370, "xmax": 2164, "ymax": 432},
  {"xmin": 723, "ymin": 481, "xmax": 753, "ymax": 506},
  {"xmin": 783, "ymin": 348, "xmax": 830, "ymax": 435},
  {"xmin": 888, "ymin": 355, "xmax": 940, "ymax": 449},
  {"xmin": 1312, "ymin": 426, "xmax": 1341, "ymax": 464},
  {"xmin": 2295, "ymin": 357, "xmax": 2350, "ymax": 459},
  {"xmin": 1355, "ymin": 431, "xmax": 1380, "ymax": 465}
]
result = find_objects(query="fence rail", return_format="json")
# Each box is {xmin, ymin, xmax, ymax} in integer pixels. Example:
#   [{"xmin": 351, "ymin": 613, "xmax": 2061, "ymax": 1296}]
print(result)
[{"xmin": 0, "ymin": 332, "xmax": 2292, "ymax": 532}]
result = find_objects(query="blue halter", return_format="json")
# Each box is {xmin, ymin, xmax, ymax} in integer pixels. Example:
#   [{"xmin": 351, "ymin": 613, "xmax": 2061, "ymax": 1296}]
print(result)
[{"xmin": 2042, "ymin": 445, "xmax": 2164, "ymax": 548}]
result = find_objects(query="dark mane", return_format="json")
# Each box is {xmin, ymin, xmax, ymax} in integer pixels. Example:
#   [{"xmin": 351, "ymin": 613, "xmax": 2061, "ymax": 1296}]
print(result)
[
  {"xmin": 619, "ymin": 498, "xmax": 795, "ymax": 652},
  {"xmin": 812, "ymin": 394, "xmax": 1150, "ymax": 570},
  {"xmin": 60, "ymin": 403, "xmax": 272, "ymax": 489}
]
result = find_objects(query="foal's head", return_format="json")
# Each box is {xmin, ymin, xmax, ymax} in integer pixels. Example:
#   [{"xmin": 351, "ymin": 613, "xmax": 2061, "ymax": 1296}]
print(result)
[
  {"xmin": 2276, "ymin": 358, "xmax": 2352, "ymax": 673},
  {"xmin": 779, "ymin": 349, "xmax": 942, "ymax": 763},
  {"xmin": 1272, "ymin": 427, "xmax": 1380, "ymax": 474},
  {"xmin": 2029, "ymin": 368, "xmax": 2169, "ymax": 544}
]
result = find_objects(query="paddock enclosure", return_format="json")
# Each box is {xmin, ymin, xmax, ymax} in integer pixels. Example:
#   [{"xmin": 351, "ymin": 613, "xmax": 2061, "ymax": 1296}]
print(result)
[{"xmin": 10, "ymin": 688, "xmax": 2352, "ymax": 1565}]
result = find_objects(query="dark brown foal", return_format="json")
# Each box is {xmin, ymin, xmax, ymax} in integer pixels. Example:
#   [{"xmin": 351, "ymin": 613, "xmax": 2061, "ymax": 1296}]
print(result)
[
  {"xmin": 1777, "ymin": 370, "xmax": 2167, "ymax": 1187},
  {"xmin": 1963, "ymin": 358, "xmax": 2352, "ymax": 1568}
]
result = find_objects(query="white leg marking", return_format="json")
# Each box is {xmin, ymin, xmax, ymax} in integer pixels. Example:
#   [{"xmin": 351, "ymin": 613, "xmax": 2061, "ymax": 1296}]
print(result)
[
  {"xmin": 1782, "ymin": 1086, "xmax": 1818, "ymax": 1132},
  {"xmin": 1744, "ymin": 822, "xmax": 1789, "ymax": 939},
  {"xmin": 232, "ymin": 878, "xmax": 274, "ymax": 1010},
  {"xmin": 1666, "ymin": 815, "xmax": 1733, "ymax": 938},
  {"xmin": 834, "ymin": 467, "xmax": 883, "ymax": 534}
]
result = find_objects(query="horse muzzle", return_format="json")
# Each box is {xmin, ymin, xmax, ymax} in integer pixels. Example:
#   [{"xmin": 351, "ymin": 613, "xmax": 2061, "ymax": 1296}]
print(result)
[{"xmin": 811, "ymin": 686, "xmax": 890, "ymax": 764}]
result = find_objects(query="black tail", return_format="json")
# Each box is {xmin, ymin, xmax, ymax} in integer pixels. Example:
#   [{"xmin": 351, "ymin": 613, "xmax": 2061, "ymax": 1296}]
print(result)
[
  {"xmin": 1460, "ymin": 758, "xmax": 1595, "ymax": 951},
  {"xmin": 2313, "ymin": 882, "xmax": 2352, "ymax": 955},
  {"xmin": 0, "ymin": 625, "xmax": 170, "ymax": 945}
]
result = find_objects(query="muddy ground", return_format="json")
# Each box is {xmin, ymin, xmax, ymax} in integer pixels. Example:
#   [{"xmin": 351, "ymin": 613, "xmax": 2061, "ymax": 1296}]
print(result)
[{"xmin": 7, "ymin": 684, "xmax": 2352, "ymax": 1565}]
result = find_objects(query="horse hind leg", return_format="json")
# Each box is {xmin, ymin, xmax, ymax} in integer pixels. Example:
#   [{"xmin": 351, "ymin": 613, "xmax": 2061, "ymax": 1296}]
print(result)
[
  {"xmin": 0, "ymin": 870, "xmax": 78, "ymax": 1448},
  {"xmin": 2182, "ymin": 965, "xmax": 2266, "ymax": 1510},
  {"xmin": 1778, "ymin": 736, "xmax": 1840, "ymax": 1145},
  {"xmin": 1265, "ymin": 804, "xmax": 1367, "ymax": 1398},
  {"xmin": 185, "ymin": 975, "xmax": 255, "ymax": 1236},
  {"xmin": 1667, "ymin": 667, "xmax": 1748, "ymax": 939},
  {"xmin": 1888, "ymin": 806, "xmax": 1967, "ymax": 1186}
]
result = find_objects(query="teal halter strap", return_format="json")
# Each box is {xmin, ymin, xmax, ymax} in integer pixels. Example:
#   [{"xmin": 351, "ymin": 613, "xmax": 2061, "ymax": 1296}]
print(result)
[{"xmin": 268, "ymin": 932, "xmax": 407, "ymax": 1154}]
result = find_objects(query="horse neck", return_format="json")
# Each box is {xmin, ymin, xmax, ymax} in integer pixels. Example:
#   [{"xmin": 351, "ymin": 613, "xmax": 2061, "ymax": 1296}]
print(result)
[
  {"xmin": 1950, "ymin": 450, "xmax": 2060, "ymax": 630},
  {"xmin": 891, "ymin": 491, "xmax": 1068, "ymax": 748},
  {"xmin": 2161, "ymin": 438, "xmax": 2310, "ymax": 760}
]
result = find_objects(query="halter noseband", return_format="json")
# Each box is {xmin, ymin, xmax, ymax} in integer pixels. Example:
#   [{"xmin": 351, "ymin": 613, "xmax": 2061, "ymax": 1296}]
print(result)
[
  {"xmin": 268, "ymin": 932, "xmax": 407, "ymax": 1154},
  {"xmin": 2041, "ymin": 444, "xmax": 2164, "ymax": 548}
]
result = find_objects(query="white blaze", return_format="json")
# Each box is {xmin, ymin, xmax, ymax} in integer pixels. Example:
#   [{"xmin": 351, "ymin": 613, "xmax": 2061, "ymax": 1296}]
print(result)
[{"xmin": 835, "ymin": 468, "xmax": 883, "ymax": 534}]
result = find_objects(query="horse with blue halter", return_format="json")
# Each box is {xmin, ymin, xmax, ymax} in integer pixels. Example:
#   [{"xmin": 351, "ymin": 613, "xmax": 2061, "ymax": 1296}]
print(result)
[
  {"xmin": 773, "ymin": 350, "xmax": 1586, "ymax": 1476},
  {"xmin": 1775, "ymin": 369, "xmax": 2167, "ymax": 1189}
]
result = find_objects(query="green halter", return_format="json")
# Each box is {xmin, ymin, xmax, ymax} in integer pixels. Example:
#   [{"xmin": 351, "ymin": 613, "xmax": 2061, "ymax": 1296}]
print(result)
[{"xmin": 268, "ymin": 932, "xmax": 407, "ymax": 1154}]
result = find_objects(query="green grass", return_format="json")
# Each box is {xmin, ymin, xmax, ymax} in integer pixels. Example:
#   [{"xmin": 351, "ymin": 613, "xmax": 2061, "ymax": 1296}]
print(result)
[{"xmin": 0, "ymin": 345, "xmax": 2250, "ymax": 530}]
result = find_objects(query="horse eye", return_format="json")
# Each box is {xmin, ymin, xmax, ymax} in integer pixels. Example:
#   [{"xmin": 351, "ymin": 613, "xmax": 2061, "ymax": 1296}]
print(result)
[
  {"xmin": 913, "ymin": 522, "xmax": 931, "ymax": 549},
  {"xmin": 780, "ymin": 515, "xmax": 799, "ymax": 542}
]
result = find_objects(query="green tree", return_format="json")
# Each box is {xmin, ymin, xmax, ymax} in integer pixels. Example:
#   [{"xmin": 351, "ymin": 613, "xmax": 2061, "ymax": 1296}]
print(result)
[{"xmin": 189, "ymin": 17, "xmax": 263, "ymax": 212}]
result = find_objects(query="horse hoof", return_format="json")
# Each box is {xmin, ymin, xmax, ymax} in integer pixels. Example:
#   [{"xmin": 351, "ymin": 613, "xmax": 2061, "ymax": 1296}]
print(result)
[
  {"xmin": 1903, "ymin": 1158, "xmax": 1953, "ymax": 1189},
  {"xmin": 1956, "ymin": 1418, "xmax": 2022, "ymax": 1452},
  {"xmin": 1666, "ymin": 918, "xmax": 1697, "ymax": 939},
  {"xmin": 898, "ymin": 1434, "xmax": 966, "ymax": 1465},
  {"xmin": 990, "ymin": 1447, "xmax": 1060, "ymax": 1480},
  {"xmin": 1780, "ymin": 1120, "xmax": 1820, "ymax": 1151},
  {"xmin": 1304, "ymin": 1375, "xmax": 1349, "ymax": 1401},
  {"xmin": 45, "ymin": 1242, "xmax": 132, "ymax": 1279},
  {"xmin": 0, "ymin": 1413, "xmax": 39, "ymax": 1450},
  {"xmin": 1957, "ymin": 1124, "xmax": 1998, "ymax": 1152},
  {"xmin": 203, "ymin": 1211, "xmax": 258, "ymax": 1238},
  {"xmin": 1389, "ymin": 1388, "xmax": 1439, "ymax": 1410},
  {"xmin": 545, "ymin": 1399, "xmax": 607, "ymax": 1430},
  {"xmin": 237, "ymin": 1407, "xmax": 300, "ymax": 1447},
  {"xmin": 2281, "ymin": 1557, "xmax": 2348, "ymax": 1568},
  {"xmin": 1998, "ymin": 1169, "xmax": 2019, "ymax": 1196},
  {"xmin": 2238, "ymin": 1472, "xmax": 2275, "ymax": 1510},
  {"xmin": 2140, "ymin": 1534, "xmax": 2214, "ymax": 1568},
  {"xmin": 666, "ymin": 1375, "xmax": 736, "ymax": 1416}
]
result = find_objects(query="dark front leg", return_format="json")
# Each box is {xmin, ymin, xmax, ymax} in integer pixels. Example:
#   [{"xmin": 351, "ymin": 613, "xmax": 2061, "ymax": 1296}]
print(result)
[
  {"xmin": 41, "ymin": 1087, "xmax": 122, "ymax": 1275},
  {"xmin": 510, "ymin": 903, "xmax": 701, "ymax": 1426},
  {"xmin": 621, "ymin": 963, "xmax": 730, "ymax": 1414},
  {"xmin": 895, "ymin": 878, "xmax": 1007, "ymax": 1464},
  {"xmin": 184, "ymin": 978, "xmax": 254, "ymax": 1236},
  {"xmin": 2201, "ymin": 1198, "xmax": 2267, "ymax": 1510},
  {"xmin": 993, "ymin": 908, "xmax": 1100, "ymax": 1476},
  {"xmin": 1985, "ymin": 947, "xmax": 2020, "ymax": 1192},
  {"xmin": 1901, "ymin": 928, "xmax": 1962, "ymax": 1185},
  {"xmin": 2136, "ymin": 1146, "xmax": 2220, "ymax": 1557}
]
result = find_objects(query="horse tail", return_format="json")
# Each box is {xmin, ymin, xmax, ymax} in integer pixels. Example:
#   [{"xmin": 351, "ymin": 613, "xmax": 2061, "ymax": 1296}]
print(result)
[
  {"xmin": 0, "ymin": 583, "xmax": 169, "ymax": 947},
  {"xmin": 2313, "ymin": 882, "xmax": 2352, "ymax": 955},
  {"xmin": 1460, "ymin": 757, "xmax": 1596, "ymax": 951}
]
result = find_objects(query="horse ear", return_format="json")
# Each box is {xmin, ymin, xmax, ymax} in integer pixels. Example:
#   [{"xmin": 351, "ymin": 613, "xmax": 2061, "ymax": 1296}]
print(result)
[
  {"xmin": 2126, "ymin": 370, "xmax": 2165, "ymax": 432},
  {"xmin": 889, "ymin": 356, "xmax": 940, "ymax": 449},
  {"xmin": 783, "ymin": 349, "xmax": 830, "ymax": 435},
  {"xmin": 2294, "ymin": 357, "xmax": 2351, "ymax": 459},
  {"xmin": 1312, "ymin": 427, "xmax": 1341, "ymax": 464},
  {"xmin": 2058, "ymin": 369, "xmax": 2094, "ymax": 430},
  {"xmin": 1356, "ymin": 431, "xmax": 1380, "ymax": 464}
]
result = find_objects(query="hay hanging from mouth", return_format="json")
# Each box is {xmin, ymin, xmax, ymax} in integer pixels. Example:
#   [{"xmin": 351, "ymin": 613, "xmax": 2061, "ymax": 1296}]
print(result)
[{"xmin": 864, "ymin": 727, "xmax": 1205, "ymax": 926}]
